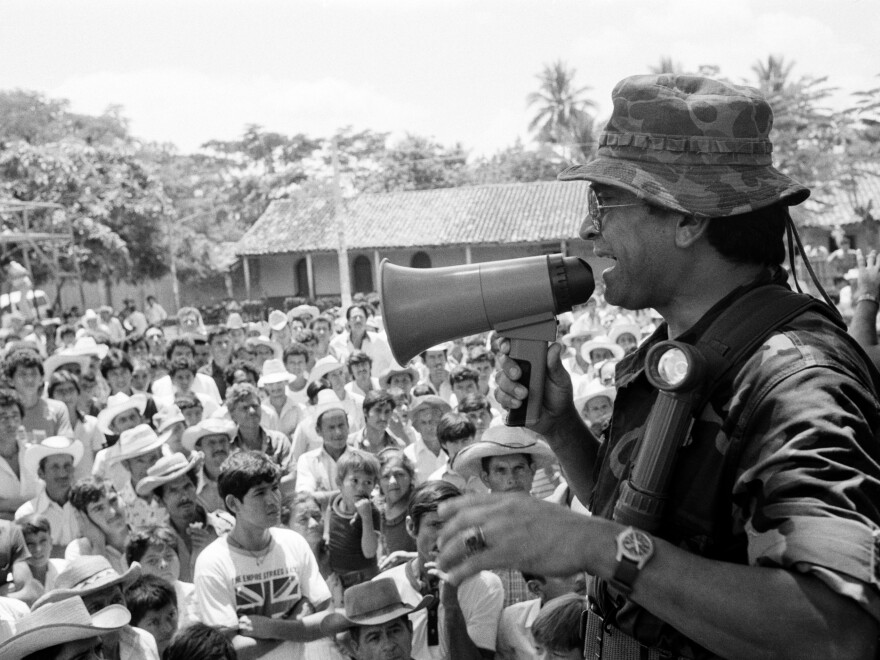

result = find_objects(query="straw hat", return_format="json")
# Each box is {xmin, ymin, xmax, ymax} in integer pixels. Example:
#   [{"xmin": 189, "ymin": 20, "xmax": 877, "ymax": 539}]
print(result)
[
  {"xmin": 452, "ymin": 426, "xmax": 555, "ymax": 480},
  {"xmin": 580, "ymin": 336, "xmax": 624, "ymax": 363},
  {"xmin": 23, "ymin": 436, "xmax": 84, "ymax": 475},
  {"xmin": 572, "ymin": 377, "xmax": 616, "ymax": 413},
  {"xmin": 43, "ymin": 353, "xmax": 91, "ymax": 383},
  {"xmin": 313, "ymin": 389, "xmax": 347, "ymax": 422},
  {"xmin": 153, "ymin": 406, "xmax": 186, "ymax": 444},
  {"xmin": 245, "ymin": 335, "xmax": 282, "ymax": 359},
  {"xmin": 608, "ymin": 323, "xmax": 641, "ymax": 347},
  {"xmin": 108, "ymin": 424, "xmax": 165, "ymax": 464},
  {"xmin": 32, "ymin": 557, "xmax": 141, "ymax": 610},
  {"xmin": 181, "ymin": 417, "xmax": 237, "ymax": 452},
  {"xmin": 320, "ymin": 577, "xmax": 433, "ymax": 635},
  {"xmin": 136, "ymin": 452, "xmax": 203, "ymax": 497},
  {"xmin": 378, "ymin": 363, "xmax": 419, "ymax": 389},
  {"xmin": 258, "ymin": 359, "xmax": 293, "ymax": 386},
  {"xmin": 225, "ymin": 313, "xmax": 245, "ymax": 330},
  {"xmin": 561, "ymin": 314, "xmax": 602, "ymax": 347},
  {"xmin": 0, "ymin": 597, "xmax": 130, "ymax": 660},
  {"xmin": 67, "ymin": 336, "xmax": 109, "ymax": 360},
  {"xmin": 310, "ymin": 356, "xmax": 345, "ymax": 383},
  {"xmin": 288, "ymin": 304, "xmax": 320, "ymax": 323},
  {"xmin": 409, "ymin": 395, "xmax": 452, "ymax": 419},
  {"xmin": 96, "ymin": 392, "xmax": 147, "ymax": 435},
  {"xmin": 268, "ymin": 309, "xmax": 289, "ymax": 332}
]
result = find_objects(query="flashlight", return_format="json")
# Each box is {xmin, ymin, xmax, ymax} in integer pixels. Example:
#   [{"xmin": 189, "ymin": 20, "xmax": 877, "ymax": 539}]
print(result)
[{"xmin": 613, "ymin": 341, "xmax": 706, "ymax": 531}]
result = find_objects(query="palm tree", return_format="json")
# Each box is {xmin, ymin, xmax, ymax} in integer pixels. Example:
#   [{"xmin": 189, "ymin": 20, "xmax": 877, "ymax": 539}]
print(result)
[
  {"xmin": 527, "ymin": 60, "xmax": 596, "ymax": 162},
  {"xmin": 751, "ymin": 55, "xmax": 795, "ymax": 94},
  {"xmin": 527, "ymin": 60, "xmax": 596, "ymax": 144}
]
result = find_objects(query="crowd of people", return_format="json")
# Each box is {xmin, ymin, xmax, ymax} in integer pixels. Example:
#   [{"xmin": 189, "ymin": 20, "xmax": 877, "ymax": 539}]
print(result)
[{"xmin": 1, "ymin": 72, "xmax": 879, "ymax": 660}]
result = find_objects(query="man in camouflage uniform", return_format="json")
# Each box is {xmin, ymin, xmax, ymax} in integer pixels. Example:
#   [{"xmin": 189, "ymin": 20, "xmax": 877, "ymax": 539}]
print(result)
[{"xmin": 435, "ymin": 75, "xmax": 880, "ymax": 658}]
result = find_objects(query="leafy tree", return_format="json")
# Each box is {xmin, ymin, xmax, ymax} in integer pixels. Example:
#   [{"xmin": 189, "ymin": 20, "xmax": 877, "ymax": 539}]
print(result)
[
  {"xmin": 359, "ymin": 134, "xmax": 470, "ymax": 192},
  {"xmin": 527, "ymin": 60, "xmax": 597, "ymax": 163},
  {"xmin": 470, "ymin": 140, "xmax": 562, "ymax": 184}
]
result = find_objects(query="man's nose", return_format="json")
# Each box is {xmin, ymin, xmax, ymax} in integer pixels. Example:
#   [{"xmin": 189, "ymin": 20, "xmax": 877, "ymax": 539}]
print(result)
[{"xmin": 580, "ymin": 218, "xmax": 599, "ymax": 241}]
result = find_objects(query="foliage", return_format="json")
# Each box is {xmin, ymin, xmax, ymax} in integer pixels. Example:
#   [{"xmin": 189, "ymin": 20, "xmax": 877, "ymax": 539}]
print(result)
[
  {"xmin": 357, "ymin": 133, "xmax": 470, "ymax": 192},
  {"xmin": 470, "ymin": 140, "xmax": 562, "ymax": 184}
]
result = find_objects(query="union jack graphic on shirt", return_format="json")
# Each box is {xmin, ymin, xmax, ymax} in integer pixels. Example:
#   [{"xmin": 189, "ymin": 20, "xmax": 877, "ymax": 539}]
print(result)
[{"xmin": 235, "ymin": 572, "xmax": 302, "ymax": 618}]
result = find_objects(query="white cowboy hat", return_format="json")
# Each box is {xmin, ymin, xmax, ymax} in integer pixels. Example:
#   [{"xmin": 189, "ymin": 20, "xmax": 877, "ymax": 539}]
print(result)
[
  {"xmin": 268, "ymin": 309, "xmax": 289, "ymax": 332},
  {"xmin": 287, "ymin": 304, "xmax": 320, "ymax": 323},
  {"xmin": 580, "ymin": 336, "xmax": 625, "ymax": 363},
  {"xmin": 23, "ymin": 436, "xmax": 84, "ymax": 475},
  {"xmin": 96, "ymin": 392, "xmax": 147, "ymax": 436},
  {"xmin": 225, "ymin": 312, "xmax": 245, "ymax": 330},
  {"xmin": 245, "ymin": 335, "xmax": 282, "ymax": 359},
  {"xmin": 109, "ymin": 424, "xmax": 165, "ymax": 464},
  {"xmin": 153, "ymin": 406, "xmax": 186, "ymax": 444},
  {"xmin": 136, "ymin": 452, "xmax": 204, "ymax": 497},
  {"xmin": 423, "ymin": 341, "xmax": 453, "ymax": 355},
  {"xmin": 409, "ymin": 395, "xmax": 452, "ymax": 418},
  {"xmin": 67, "ymin": 336, "xmax": 109, "ymax": 360},
  {"xmin": 313, "ymin": 389, "xmax": 347, "ymax": 422},
  {"xmin": 572, "ymin": 376, "xmax": 617, "ymax": 413},
  {"xmin": 452, "ymin": 426, "xmax": 555, "ymax": 480},
  {"xmin": 0, "ymin": 597, "xmax": 130, "ymax": 660},
  {"xmin": 310, "ymin": 356, "xmax": 345, "ymax": 383},
  {"xmin": 43, "ymin": 353, "xmax": 91, "ymax": 383},
  {"xmin": 32, "ymin": 557, "xmax": 142, "ymax": 610},
  {"xmin": 378, "ymin": 363, "xmax": 419, "ymax": 389},
  {"xmin": 320, "ymin": 577, "xmax": 433, "ymax": 636},
  {"xmin": 562, "ymin": 314, "xmax": 602, "ymax": 346},
  {"xmin": 608, "ymin": 323, "xmax": 642, "ymax": 347},
  {"xmin": 181, "ymin": 417, "xmax": 237, "ymax": 452},
  {"xmin": 258, "ymin": 359, "xmax": 293, "ymax": 386}
]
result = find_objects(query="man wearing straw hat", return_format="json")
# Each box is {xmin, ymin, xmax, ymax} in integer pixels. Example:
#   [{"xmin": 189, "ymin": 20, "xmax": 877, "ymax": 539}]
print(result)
[
  {"xmin": 32, "ymin": 556, "xmax": 158, "ymax": 660},
  {"xmin": 438, "ymin": 74, "xmax": 880, "ymax": 658},
  {"xmin": 108, "ymin": 425, "xmax": 169, "ymax": 531},
  {"xmin": 16, "ymin": 435, "xmax": 84, "ymax": 555},
  {"xmin": 0, "ymin": 595, "xmax": 131, "ymax": 660},
  {"xmin": 181, "ymin": 418, "xmax": 237, "ymax": 515},
  {"xmin": 259, "ymin": 358, "xmax": 303, "ymax": 438}
]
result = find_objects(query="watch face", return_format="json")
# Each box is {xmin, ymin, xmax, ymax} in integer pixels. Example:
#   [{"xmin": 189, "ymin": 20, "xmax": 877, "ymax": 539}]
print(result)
[{"xmin": 622, "ymin": 530, "xmax": 652, "ymax": 559}]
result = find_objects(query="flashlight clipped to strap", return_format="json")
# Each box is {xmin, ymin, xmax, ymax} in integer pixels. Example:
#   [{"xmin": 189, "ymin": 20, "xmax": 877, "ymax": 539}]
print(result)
[{"xmin": 613, "ymin": 341, "xmax": 706, "ymax": 532}]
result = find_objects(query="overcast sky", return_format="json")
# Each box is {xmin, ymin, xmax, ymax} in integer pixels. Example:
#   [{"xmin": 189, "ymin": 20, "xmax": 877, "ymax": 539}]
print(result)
[{"xmin": 1, "ymin": 0, "xmax": 877, "ymax": 156}]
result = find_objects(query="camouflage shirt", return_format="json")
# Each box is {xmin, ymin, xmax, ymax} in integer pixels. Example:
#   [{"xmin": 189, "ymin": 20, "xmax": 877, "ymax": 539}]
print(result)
[{"xmin": 591, "ymin": 277, "xmax": 880, "ymax": 658}]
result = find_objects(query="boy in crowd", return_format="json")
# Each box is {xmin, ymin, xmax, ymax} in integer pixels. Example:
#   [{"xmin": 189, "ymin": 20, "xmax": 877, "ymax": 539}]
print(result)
[
  {"xmin": 381, "ymin": 480, "xmax": 503, "ymax": 659},
  {"xmin": 199, "ymin": 327, "xmax": 233, "ymax": 400},
  {"xmin": 67, "ymin": 476, "xmax": 129, "ymax": 574},
  {"xmin": 4, "ymin": 349, "xmax": 72, "ymax": 441},
  {"xmin": 283, "ymin": 342, "xmax": 312, "ymax": 404},
  {"xmin": 456, "ymin": 393, "xmax": 497, "ymax": 441},
  {"xmin": 101, "ymin": 348, "xmax": 159, "ymax": 422},
  {"xmin": 448, "ymin": 366, "xmax": 480, "ymax": 406},
  {"xmin": 163, "ymin": 622, "xmax": 237, "ymax": 660},
  {"xmin": 351, "ymin": 390, "xmax": 405, "ymax": 454},
  {"xmin": 346, "ymin": 350, "xmax": 377, "ymax": 397},
  {"xmin": 531, "ymin": 593, "xmax": 588, "ymax": 660},
  {"xmin": 427, "ymin": 413, "xmax": 485, "ymax": 494},
  {"xmin": 125, "ymin": 573, "xmax": 180, "ymax": 657},
  {"xmin": 194, "ymin": 450, "xmax": 331, "ymax": 660},
  {"xmin": 181, "ymin": 418, "xmax": 237, "ymax": 514},
  {"xmin": 108, "ymin": 424, "xmax": 169, "ymax": 530},
  {"xmin": 328, "ymin": 449, "xmax": 381, "ymax": 589},
  {"xmin": 295, "ymin": 393, "xmax": 351, "ymax": 508},
  {"xmin": 17, "ymin": 514, "xmax": 63, "ymax": 591},
  {"xmin": 0, "ymin": 388, "xmax": 40, "ymax": 517},
  {"xmin": 0, "ymin": 518, "xmax": 43, "ymax": 605},
  {"xmin": 496, "ymin": 572, "xmax": 587, "ymax": 660}
]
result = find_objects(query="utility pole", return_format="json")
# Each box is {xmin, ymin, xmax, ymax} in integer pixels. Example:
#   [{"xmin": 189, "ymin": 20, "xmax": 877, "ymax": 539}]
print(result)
[{"xmin": 331, "ymin": 136, "xmax": 352, "ymax": 308}]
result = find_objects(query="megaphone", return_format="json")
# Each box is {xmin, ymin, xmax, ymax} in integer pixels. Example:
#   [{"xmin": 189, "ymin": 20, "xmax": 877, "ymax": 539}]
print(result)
[{"xmin": 380, "ymin": 254, "xmax": 594, "ymax": 426}]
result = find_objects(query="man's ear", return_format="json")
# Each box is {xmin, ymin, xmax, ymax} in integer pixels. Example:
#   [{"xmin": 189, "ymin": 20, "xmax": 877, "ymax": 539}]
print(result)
[
  {"xmin": 479, "ymin": 471, "xmax": 491, "ymax": 488},
  {"xmin": 526, "ymin": 579, "xmax": 544, "ymax": 599},
  {"xmin": 224, "ymin": 494, "xmax": 240, "ymax": 516},
  {"xmin": 405, "ymin": 515, "xmax": 416, "ymax": 540},
  {"xmin": 674, "ymin": 214, "xmax": 710, "ymax": 249}
]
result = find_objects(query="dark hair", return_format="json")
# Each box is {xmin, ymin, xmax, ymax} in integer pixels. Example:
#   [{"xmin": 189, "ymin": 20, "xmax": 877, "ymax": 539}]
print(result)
[
  {"xmin": 293, "ymin": 329, "xmax": 319, "ymax": 346},
  {"xmin": 47, "ymin": 369, "xmax": 81, "ymax": 398},
  {"xmin": 363, "ymin": 389, "xmax": 395, "ymax": 416},
  {"xmin": 345, "ymin": 303, "xmax": 369, "ymax": 321},
  {"xmin": 100, "ymin": 348, "xmax": 134, "ymax": 378},
  {"xmin": 521, "ymin": 571, "xmax": 546, "ymax": 584},
  {"xmin": 467, "ymin": 346, "xmax": 495, "ymax": 367},
  {"xmin": 411, "ymin": 383, "xmax": 436, "ymax": 397},
  {"xmin": 335, "ymin": 448, "xmax": 381, "ymax": 486},
  {"xmin": 122, "ymin": 334, "xmax": 148, "ymax": 356},
  {"xmin": 282, "ymin": 342, "xmax": 310, "ymax": 362},
  {"xmin": 350, "ymin": 615, "xmax": 412, "ymax": 644},
  {"xmin": 531, "ymin": 593, "xmax": 587, "ymax": 652},
  {"xmin": 147, "ymin": 355, "xmax": 168, "ymax": 372},
  {"xmin": 168, "ymin": 356, "xmax": 196, "ymax": 378},
  {"xmin": 153, "ymin": 469, "xmax": 198, "ymax": 501},
  {"xmin": 225, "ymin": 381, "xmax": 260, "ymax": 410},
  {"xmin": 377, "ymin": 448, "xmax": 416, "ymax": 497},
  {"xmin": 207, "ymin": 328, "xmax": 230, "ymax": 345},
  {"xmin": 125, "ymin": 525, "xmax": 180, "ymax": 565},
  {"xmin": 480, "ymin": 453, "xmax": 533, "ymax": 475},
  {"xmin": 306, "ymin": 378, "xmax": 331, "ymax": 405},
  {"xmin": 436, "ymin": 412, "xmax": 475, "ymax": 448},
  {"xmin": 0, "ymin": 388, "xmax": 24, "ymax": 417},
  {"xmin": 68, "ymin": 477, "xmax": 114, "ymax": 513},
  {"xmin": 165, "ymin": 337, "xmax": 195, "ymax": 361},
  {"xmin": 218, "ymin": 450, "xmax": 281, "ymax": 514},
  {"xmin": 163, "ymin": 622, "xmax": 236, "ymax": 660},
  {"xmin": 173, "ymin": 390, "xmax": 201, "ymax": 409},
  {"xmin": 124, "ymin": 574, "xmax": 177, "ymax": 626},
  {"xmin": 449, "ymin": 365, "xmax": 479, "ymax": 387},
  {"xmin": 309, "ymin": 314, "xmax": 334, "ymax": 330},
  {"xmin": 223, "ymin": 359, "xmax": 259, "ymax": 387},
  {"xmin": 457, "ymin": 393, "xmax": 491, "ymax": 414},
  {"xmin": 704, "ymin": 202, "xmax": 788, "ymax": 267},
  {"xmin": 408, "ymin": 481, "xmax": 461, "ymax": 534},
  {"xmin": 4, "ymin": 349, "xmax": 43, "ymax": 380},
  {"xmin": 347, "ymin": 350, "xmax": 373, "ymax": 372},
  {"xmin": 16, "ymin": 513, "xmax": 51, "ymax": 537}
]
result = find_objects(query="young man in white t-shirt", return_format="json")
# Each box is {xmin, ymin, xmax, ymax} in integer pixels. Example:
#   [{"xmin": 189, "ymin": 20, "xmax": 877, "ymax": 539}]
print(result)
[
  {"xmin": 193, "ymin": 450, "xmax": 331, "ymax": 660},
  {"xmin": 379, "ymin": 480, "xmax": 503, "ymax": 660}
]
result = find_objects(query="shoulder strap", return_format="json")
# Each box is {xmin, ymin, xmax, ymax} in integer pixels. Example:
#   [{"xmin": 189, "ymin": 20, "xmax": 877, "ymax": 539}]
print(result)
[{"xmin": 694, "ymin": 286, "xmax": 838, "ymax": 410}]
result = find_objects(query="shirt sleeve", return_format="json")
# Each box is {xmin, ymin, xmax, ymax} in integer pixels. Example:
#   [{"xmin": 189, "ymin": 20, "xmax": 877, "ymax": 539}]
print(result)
[
  {"xmin": 734, "ymin": 337, "xmax": 880, "ymax": 620},
  {"xmin": 194, "ymin": 551, "xmax": 238, "ymax": 627},
  {"xmin": 459, "ymin": 571, "xmax": 505, "ymax": 651},
  {"xmin": 295, "ymin": 454, "xmax": 318, "ymax": 493},
  {"xmin": 296, "ymin": 535, "xmax": 332, "ymax": 607},
  {"xmin": 53, "ymin": 401, "xmax": 73, "ymax": 436}
]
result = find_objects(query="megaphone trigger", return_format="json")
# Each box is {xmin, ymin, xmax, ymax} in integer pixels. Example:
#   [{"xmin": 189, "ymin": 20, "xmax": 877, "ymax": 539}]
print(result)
[{"xmin": 505, "ymin": 339, "xmax": 546, "ymax": 427}]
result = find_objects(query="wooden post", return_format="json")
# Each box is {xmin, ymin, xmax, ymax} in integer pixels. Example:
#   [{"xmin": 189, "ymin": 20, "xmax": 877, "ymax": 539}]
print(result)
[
  {"xmin": 243, "ymin": 256, "xmax": 252, "ymax": 301},
  {"xmin": 306, "ymin": 253, "xmax": 316, "ymax": 299}
]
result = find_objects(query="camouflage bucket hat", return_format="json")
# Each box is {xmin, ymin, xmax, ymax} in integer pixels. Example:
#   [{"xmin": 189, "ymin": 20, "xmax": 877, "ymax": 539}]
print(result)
[{"xmin": 558, "ymin": 74, "xmax": 810, "ymax": 218}]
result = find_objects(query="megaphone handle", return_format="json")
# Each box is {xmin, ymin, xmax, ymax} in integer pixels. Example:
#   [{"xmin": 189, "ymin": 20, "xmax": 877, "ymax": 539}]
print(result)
[{"xmin": 505, "ymin": 338, "xmax": 547, "ymax": 427}]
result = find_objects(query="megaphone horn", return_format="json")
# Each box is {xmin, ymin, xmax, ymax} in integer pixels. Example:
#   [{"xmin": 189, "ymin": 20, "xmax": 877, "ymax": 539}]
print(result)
[{"xmin": 380, "ymin": 254, "xmax": 593, "ymax": 426}]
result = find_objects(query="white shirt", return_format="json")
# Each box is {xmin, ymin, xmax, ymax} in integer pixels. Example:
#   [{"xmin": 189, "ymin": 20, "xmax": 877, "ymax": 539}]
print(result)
[
  {"xmin": 404, "ymin": 436, "xmax": 447, "ymax": 484},
  {"xmin": 329, "ymin": 332, "xmax": 395, "ymax": 378},
  {"xmin": 382, "ymin": 562, "xmax": 503, "ymax": 660},
  {"xmin": 496, "ymin": 598, "xmax": 543, "ymax": 660},
  {"xmin": 295, "ymin": 447, "xmax": 343, "ymax": 494},
  {"xmin": 194, "ymin": 528, "xmax": 331, "ymax": 660},
  {"xmin": 261, "ymin": 394, "xmax": 303, "ymax": 438},
  {"xmin": 15, "ymin": 488, "xmax": 79, "ymax": 548},
  {"xmin": 0, "ymin": 443, "xmax": 38, "ymax": 502}
]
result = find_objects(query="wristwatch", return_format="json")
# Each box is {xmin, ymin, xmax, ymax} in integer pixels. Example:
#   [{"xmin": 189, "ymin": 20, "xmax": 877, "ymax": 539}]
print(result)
[{"xmin": 609, "ymin": 526, "xmax": 654, "ymax": 595}]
